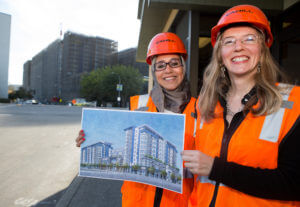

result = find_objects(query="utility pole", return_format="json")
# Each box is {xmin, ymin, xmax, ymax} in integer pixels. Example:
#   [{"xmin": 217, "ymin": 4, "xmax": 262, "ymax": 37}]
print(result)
[{"xmin": 116, "ymin": 75, "xmax": 122, "ymax": 107}]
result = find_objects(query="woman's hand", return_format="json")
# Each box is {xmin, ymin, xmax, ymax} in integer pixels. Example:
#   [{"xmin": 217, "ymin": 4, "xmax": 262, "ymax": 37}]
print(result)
[
  {"xmin": 75, "ymin": 129, "xmax": 85, "ymax": 147},
  {"xmin": 181, "ymin": 150, "xmax": 214, "ymax": 176}
]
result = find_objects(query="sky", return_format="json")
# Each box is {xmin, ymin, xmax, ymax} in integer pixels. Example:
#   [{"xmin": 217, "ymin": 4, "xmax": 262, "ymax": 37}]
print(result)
[
  {"xmin": 81, "ymin": 108, "xmax": 186, "ymax": 169},
  {"xmin": 0, "ymin": 0, "xmax": 141, "ymax": 85}
]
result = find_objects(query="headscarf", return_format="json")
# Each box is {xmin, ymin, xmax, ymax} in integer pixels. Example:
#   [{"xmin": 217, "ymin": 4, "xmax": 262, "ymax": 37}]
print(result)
[{"xmin": 150, "ymin": 56, "xmax": 191, "ymax": 113}]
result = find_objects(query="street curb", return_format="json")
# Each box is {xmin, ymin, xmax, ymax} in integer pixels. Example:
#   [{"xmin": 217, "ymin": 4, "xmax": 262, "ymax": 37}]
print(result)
[{"xmin": 55, "ymin": 176, "xmax": 84, "ymax": 207}]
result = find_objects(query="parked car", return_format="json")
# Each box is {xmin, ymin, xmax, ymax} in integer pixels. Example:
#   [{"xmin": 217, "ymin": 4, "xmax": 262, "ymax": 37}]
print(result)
[
  {"xmin": 24, "ymin": 99, "xmax": 39, "ymax": 104},
  {"xmin": 68, "ymin": 98, "xmax": 96, "ymax": 107}
]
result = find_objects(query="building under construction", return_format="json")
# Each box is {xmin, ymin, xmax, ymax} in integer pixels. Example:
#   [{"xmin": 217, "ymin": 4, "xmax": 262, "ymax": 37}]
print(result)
[{"xmin": 23, "ymin": 31, "xmax": 118, "ymax": 102}]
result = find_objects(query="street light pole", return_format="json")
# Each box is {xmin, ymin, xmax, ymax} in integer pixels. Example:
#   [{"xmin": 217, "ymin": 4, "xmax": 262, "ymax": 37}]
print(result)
[
  {"xmin": 117, "ymin": 75, "xmax": 121, "ymax": 107},
  {"xmin": 113, "ymin": 72, "xmax": 122, "ymax": 107}
]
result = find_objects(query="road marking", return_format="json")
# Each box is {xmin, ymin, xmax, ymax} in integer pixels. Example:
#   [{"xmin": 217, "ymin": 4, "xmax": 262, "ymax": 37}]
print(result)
[
  {"xmin": 0, "ymin": 104, "xmax": 15, "ymax": 108},
  {"xmin": 14, "ymin": 197, "xmax": 39, "ymax": 207},
  {"xmin": 0, "ymin": 114, "xmax": 12, "ymax": 117}
]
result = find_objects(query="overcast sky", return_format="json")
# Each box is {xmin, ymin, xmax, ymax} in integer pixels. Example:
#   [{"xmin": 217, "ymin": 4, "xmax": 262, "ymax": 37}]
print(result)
[{"xmin": 0, "ymin": 0, "xmax": 141, "ymax": 85}]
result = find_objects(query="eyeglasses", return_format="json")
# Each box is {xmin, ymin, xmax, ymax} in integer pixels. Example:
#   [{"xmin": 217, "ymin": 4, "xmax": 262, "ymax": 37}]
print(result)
[
  {"xmin": 154, "ymin": 58, "xmax": 183, "ymax": 71},
  {"xmin": 221, "ymin": 34, "xmax": 260, "ymax": 47}
]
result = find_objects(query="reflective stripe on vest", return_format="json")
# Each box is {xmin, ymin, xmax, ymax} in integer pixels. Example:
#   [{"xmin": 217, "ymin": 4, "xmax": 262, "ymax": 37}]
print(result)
[
  {"xmin": 137, "ymin": 94, "xmax": 149, "ymax": 110},
  {"xmin": 197, "ymin": 176, "xmax": 225, "ymax": 187},
  {"xmin": 259, "ymin": 84, "xmax": 294, "ymax": 142},
  {"xmin": 193, "ymin": 118, "xmax": 197, "ymax": 137},
  {"xmin": 194, "ymin": 119, "xmax": 204, "ymax": 136},
  {"xmin": 200, "ymin": 120, "xmax": 204, "ymax": 129}
]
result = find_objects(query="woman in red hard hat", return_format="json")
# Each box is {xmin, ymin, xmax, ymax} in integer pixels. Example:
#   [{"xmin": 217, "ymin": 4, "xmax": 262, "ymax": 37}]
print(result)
[
  {"xmin": 77, "ymin": 32, "xmax": 196, "ymax": 207},
  {"xmin": 182, "ymin": 4, "xmax": 300, "ymax": 207},
  {"xmin": 120, "ymin": 32, "xmax": 196, "ymax": 207}
]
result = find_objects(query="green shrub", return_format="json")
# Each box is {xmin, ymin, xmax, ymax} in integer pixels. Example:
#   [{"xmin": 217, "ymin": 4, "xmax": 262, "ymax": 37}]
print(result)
[{"xmin": 0, "ymin": 98, "xmax": 10, "ymax": 103}]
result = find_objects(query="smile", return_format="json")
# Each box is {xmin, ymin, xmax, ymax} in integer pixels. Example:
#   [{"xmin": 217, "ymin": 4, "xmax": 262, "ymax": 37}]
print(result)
[
  {"xmin": 232, "ymin": 56, "xmax": 249, "ymax": 62},
  {"xmin": 164, "ymin": 76, "xmax": 176, "ymax": 81}
]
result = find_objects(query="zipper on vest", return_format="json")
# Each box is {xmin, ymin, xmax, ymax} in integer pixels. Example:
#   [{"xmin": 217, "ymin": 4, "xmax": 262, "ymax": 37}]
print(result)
[
  {"xmin": 153, "ymin": 187, "xmax": 163, "ymax": 207},
  {"xmin": 208, "ymin": 111, "xmax": 247, "ymax": 207},
  {"xmin": 208, "ymin": 182, "xmax": 220, "ymax": 207}
]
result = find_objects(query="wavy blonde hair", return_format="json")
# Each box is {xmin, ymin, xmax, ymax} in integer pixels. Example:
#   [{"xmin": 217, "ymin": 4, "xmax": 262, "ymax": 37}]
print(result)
[{"xmin": 198, "ymin": 28, "xmax": 285, "ymax": 122}]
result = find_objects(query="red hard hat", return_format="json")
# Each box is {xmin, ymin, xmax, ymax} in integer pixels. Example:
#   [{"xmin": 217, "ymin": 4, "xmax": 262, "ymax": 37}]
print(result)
[
  {"xmin": 146, "ymin": 32, "xmax": 187, "ymax": 65},
  {"xmin": 211, "ymin": 4, "xmax": 273, "ymax": 48}
]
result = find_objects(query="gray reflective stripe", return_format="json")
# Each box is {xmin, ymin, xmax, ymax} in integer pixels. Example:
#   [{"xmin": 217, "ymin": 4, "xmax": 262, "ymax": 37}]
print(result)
[
  {"xmin": 259, "ymin": 84, "xmax": 293, "ymax": 142},
  {"xmin": 194, "ymin": 119, "xmax": 203, "ymax": 137},
  {"xmin": 197, "ymin": 176, "xmax": 225, "ymax": 187},
  {"xmin": 193, "ymin": 118, "xmax": 197, "ymax": 137},
  {"xmin": 137, "ymin": 94, "xmax": 149, "ymax": 109},
  {"xmin": 259, "ymin": 108, "xmax": 286, "ymax": 142},
  {"xmin": 183, "ymin": 167, "xmax": 194, "ymax": 179},
  {"xmin": 282, "ymin": 100, "xmax": 294, "ymax": 109},
  {"xmin": 198, "ymin": 176, "xmax": 216, "ymax": 185},
  {"xmin": 200, "ymin": 120, "xmax": 204, "ymax": 129}
]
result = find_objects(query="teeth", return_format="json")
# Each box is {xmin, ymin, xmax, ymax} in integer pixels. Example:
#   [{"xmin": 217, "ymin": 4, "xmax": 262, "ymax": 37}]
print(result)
[
  {"xmin": 232, "ymin": 57, "xmax": 248, "ymax": 62},
  {"xmin": 164, "ymin": 77, "xmax": 175, "ymax": 80}
]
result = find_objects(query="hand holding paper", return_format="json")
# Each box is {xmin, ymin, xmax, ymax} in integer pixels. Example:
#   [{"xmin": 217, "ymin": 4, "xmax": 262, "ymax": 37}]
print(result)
[{"xmin": 181, "ymin": 150, "xmax": 214, "ymax": 176}]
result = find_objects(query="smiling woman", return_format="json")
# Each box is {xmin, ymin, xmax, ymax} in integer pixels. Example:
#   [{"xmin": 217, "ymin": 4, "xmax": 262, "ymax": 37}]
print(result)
[{"xmin": 181, "ymin": 4, "xmax": 300, "ymax": 207}]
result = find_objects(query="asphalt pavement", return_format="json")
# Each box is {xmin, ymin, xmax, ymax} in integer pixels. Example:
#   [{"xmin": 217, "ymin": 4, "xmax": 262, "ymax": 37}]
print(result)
[
  {"xmin": 55, "ymin": 176, "xmax": 122, "ymax": 207},
  {"xmin": 0, "ymin": 104, "xmax": 123, "ymax": 207}
]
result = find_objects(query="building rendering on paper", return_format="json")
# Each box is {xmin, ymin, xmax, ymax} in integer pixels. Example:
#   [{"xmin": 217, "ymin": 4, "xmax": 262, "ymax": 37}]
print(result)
[
  {"xmin": 81, "ymin": 124, "xmax": 179, "ymax": 173},
  {"xmin": 123, "ymin": 124, "xmax": 178, "ymax": 170},
  {"xmin": 81, "ymin": 141, "xmax": 113, "ymax": 165}
]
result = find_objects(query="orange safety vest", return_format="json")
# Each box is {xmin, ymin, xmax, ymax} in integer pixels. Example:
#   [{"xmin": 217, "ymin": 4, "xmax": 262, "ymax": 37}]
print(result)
[
  {"xmin": 189, "ymin": 84, "xmax": 300, "ymax": 207},
  {"xmin": 121, "ymin": 94, "xmax": 196, "ymax": 207}
]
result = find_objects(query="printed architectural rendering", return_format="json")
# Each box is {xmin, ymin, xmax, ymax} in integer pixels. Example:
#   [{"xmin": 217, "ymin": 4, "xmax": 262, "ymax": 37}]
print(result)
[{"xmin": 80, "ymin": 124, "xmax": 182, "ymax": 192}]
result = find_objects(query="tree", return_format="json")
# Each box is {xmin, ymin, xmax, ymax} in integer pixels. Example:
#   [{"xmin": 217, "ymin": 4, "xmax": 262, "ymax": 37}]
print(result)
[
  {"xmin": 108, "ymin": 163, "xmax": 113, "ymax": 169},
  {"xmin": 160, "ymin": 170, "xmax": 167, "ymax": 179},
  {"xmin": 177, "ymin": 175, "xmax": 182, "ymax": 183},
  {"xmin": 123, "ymin": 164, "xmax": 129, "ymax": 172},
  {"xmin": 147, "ymin": 166, "xmax": 155, "ymax": 176},
  {"xmin": 80, "ymin": 65, "xmax": 144, "ymax": 106},
  {"xmin": 132, "ymin": 164, "xmax": 141, "ymax": 174},
  {"xmin": 115, "ymin": 163, "xmax": 121, "ymax": 171},
  {"xmin": 8, "ymin": 87, "xmax": 33, "ymax": 100},
  {"xmin": 80, "ymin": 70, "xmax": 102, "ymax": 104},
  {"xmin": 171, "ymin": 173, "xmax": 176, "ymax": 183}
]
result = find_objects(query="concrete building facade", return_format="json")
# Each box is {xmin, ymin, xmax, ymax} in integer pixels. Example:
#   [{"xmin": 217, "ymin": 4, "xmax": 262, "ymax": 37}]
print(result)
[
  {"xmin": 0, "ymin": 12, "xmax": 11, "ymax": 99},
  {"xmin": 23, "ymin": 61, "xmax": 32, "ymax": 91},
  {"xmin": 118, "ymin": 48, "xmax": 148, "ymax": 77},
  {"xmin": 23, "ymin": 31, "xmax": 118, "ymax": 102},
  {"xmin": 42, "ymin": 40, "xmax": 62, "ymax": 102},
  {"xmin": 24, "ymin": 40, "xmax": 62, "ymax": 102},
  {"xmin": 30, "ymin": 51, "xmax": 44, "ymax": 100},
  {"xmin": 61, "ymin": 32, "xmax": 118, "ymax": 100}
]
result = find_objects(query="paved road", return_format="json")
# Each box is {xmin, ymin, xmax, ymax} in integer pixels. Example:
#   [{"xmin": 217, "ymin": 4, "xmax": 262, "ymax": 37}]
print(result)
[{"xmin": 0, "ymin": 104, "xmax": 119, "ymax": 207}]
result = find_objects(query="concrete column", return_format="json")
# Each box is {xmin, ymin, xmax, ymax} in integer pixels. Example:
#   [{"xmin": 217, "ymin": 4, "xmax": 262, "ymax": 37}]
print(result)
[
  {"xmin": 270, "ymin": 16, "xmax": 282, "ymax": 64},
  {"xmin": 186, "ymin": 11, "xmax": 200, "ymax": 97}
]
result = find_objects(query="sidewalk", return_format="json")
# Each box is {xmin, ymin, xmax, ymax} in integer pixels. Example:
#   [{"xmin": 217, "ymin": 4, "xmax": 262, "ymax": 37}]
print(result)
[{"xmin": 56, "ymin": 176, "xmax": 123, "ymax": 207}]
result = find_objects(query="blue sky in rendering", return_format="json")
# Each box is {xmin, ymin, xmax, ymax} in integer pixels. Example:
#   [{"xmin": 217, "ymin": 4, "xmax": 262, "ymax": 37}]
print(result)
[{"xmin": 81, "ymin": 108, "xmax": 185, "ymax": 168}]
